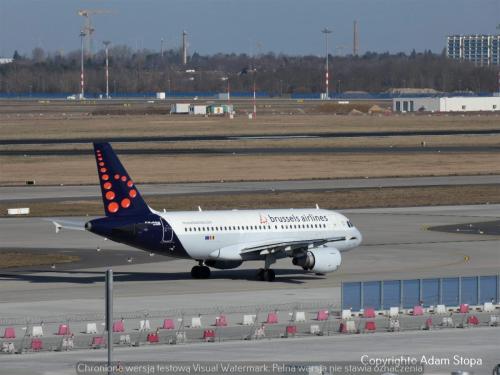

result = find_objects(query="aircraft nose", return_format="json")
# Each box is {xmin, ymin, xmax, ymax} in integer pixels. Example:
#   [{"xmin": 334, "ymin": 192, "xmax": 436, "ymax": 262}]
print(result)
[{"xmin": 354, "ymin": 227, "xmax": 362, "ymax": 245}]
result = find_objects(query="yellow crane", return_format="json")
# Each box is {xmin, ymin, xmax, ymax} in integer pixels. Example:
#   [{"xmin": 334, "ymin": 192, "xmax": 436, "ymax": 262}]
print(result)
[{"xmin": 78, "ymin": 9, "xmax": 112, "ymax": 56}]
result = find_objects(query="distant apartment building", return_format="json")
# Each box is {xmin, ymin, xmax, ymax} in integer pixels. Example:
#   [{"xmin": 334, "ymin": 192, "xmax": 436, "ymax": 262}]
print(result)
[{"xmin": 447, "ymin": 34, "xmax": 500, "ymax": 66}]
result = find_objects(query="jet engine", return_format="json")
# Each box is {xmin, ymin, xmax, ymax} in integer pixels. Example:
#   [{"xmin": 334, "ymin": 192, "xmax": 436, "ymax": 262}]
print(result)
[
  {"xmin": 292, "ymin": 246, "xmax": 341, "ymax": 273},
  {"xmin": 204, "ymin": 259, "xmax": 243, "ymax": 270}
]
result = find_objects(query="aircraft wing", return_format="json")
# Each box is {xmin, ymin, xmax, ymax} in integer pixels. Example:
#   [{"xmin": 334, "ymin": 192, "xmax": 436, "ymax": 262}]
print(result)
[
  {"xmin": 238, "ymin": 236, "xmax": 345, "ymax": 256},
  {"xmin": 44, "ymin": 219, "xmax": 86, "ymax": 233}
]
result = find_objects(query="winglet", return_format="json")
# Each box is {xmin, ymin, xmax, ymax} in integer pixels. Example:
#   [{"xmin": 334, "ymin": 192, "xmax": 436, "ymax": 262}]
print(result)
[{"xmin": 53, "ymin": 221, "xmax": 62, "ymax": 234}]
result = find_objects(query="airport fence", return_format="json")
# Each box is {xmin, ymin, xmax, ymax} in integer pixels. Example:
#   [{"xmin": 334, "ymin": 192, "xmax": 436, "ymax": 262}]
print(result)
[
  {"xmin": 1, "ymin": 297, "xmax": 499, "ymax": 355},
  {"xmin": 341, "ymin": 274, "xmax": 500, "ymax": 311}
]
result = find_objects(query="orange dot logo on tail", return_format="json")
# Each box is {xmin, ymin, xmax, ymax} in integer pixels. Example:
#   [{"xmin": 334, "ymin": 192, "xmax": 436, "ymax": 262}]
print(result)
[
  {"xmin": 121, "ymin": 176, "xmax": 127, "ymax": 182},
  {"xmin": 108, "ymin": 202, "xmax": 119, "ymax": 213},
  {"xmin": 100, "ymin": 168, "xmax": 107, "ymax": 173},
  {"xmin": 105, "ymin": 191, "xmax": 115, "ymax": 200},
  {"xmin": 127, "ymin": 180, "xmax": 134, "ymax": 187},
  {"xmin": 114, "ymin": 174, "xmax": 120, "ymax": 180},
  {"xmin": 99, "ymin": 162, "xmax": 105, "ymax": 167},
  {"xmin": 121, "ymin": 198, "xmax": 131, "ymax": 208},
  {"xmin": 101, "ymin": 174, "xmax": 109, "ymax": 181},
  {"xmin": 103, "ymin": 182, "xmax": 112, "ymax": 190},
  {"xmin": 129, "ymin": 189, "xmax": 137, "ymax": 198}
]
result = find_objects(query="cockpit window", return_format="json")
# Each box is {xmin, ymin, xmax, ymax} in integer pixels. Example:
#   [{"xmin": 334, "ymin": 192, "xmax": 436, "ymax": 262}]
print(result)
[{"xmin": 347, "ymin": 220, "xmax": 354, "ymax": 228}]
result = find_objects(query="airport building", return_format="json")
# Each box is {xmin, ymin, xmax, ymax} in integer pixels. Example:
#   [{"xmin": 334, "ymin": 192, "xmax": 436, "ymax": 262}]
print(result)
[
  {"xmin": 447, "ymin": 34, "xmax": 500, "ymax": 66},
  {"xmin": 392, "ymin": 96, "xmax": 500, "ymax": 112}
]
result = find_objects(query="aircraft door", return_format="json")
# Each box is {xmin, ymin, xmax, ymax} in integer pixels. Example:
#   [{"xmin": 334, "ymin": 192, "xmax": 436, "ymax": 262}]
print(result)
[{"xmin": 160, "ymin": 218, "xmax": 174, "ymax": 243}]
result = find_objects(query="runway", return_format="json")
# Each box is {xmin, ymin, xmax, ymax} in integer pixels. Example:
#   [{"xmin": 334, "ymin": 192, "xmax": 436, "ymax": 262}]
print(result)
[
  {"xmin": 1, "ymin": 204, "xmax": 498, "ymax": 303},
  {"xmin": 2, "ymin": 145, "xmax": 500, "ymax": 157},
  {"xmin": 0, "ymin": 204, "xmax": 498, "ymax": 375},
  {"xmin": 2, "ymin": 175, "xmax": 500, "ymax": 202},
  {"xmin": 2, "ymin": 128, "xmax": 500, "ymax": 145}
]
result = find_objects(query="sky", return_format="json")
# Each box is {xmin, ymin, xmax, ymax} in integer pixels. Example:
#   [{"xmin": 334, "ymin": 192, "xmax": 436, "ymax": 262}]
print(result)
[{"xmin": 0, "ymin": 0, "xmax": 499, "ymax": 57}]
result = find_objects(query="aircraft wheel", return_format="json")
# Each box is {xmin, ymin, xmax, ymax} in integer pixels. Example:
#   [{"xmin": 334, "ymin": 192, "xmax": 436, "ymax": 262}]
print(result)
[
  {"xmin": 191, "ymin": 265, "xmax": 211, "ymax": 279},
  {"xmin": 256, "ymin": 268, "xmax": 265, "ymax": 281},
  {"xmin": 200, "ymin": 266, "xmax": 211, "ymax": 279},
  {"xmin": 264, "ymin": 269, "xmax": 275, "ymax": 282},
  {"xmin": 191, "ymin": 265, "xmax": 202, "ymax": 279}
]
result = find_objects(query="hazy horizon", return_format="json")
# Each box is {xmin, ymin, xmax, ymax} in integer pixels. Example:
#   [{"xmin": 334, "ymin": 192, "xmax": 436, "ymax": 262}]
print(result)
[{"xmin": 0, "ymin": 0, "xmax": 499, "ymax": 58}]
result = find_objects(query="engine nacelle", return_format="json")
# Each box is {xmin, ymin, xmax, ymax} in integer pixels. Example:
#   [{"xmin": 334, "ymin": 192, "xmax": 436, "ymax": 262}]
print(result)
[
  {"xmin": 204, "ymin": 259, "xmax": 243, "ymax": 270},
  {"xmin": 292, "ymin": 247, "xmax": 341, "ymax": 273}
]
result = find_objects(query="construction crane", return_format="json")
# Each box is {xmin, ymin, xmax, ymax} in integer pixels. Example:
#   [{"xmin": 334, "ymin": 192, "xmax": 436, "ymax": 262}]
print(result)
[{"xmin": 78, "ymin": 9, "xmax": 112, "ymax": 56}]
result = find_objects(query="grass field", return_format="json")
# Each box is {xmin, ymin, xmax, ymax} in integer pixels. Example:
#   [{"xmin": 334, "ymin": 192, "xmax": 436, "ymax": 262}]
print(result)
[
  {"xmin": 1, "ymin": 111, "xmax": 500, "ymax": 140},
  {"xmin": 1, "ymin": 101, "xmax": 500, "ymax": 186},
  {"xmin": 2, "ymin": 152, "xmax": 500, "ymax": 185},
  {"xmin": 0, "ymin": 252, "xmax": 79, "ymax": 268}
]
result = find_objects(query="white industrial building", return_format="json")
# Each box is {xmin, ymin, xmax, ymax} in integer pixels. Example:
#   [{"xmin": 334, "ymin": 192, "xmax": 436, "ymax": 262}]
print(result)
[{"xmin": 392, "ymin": 96, "xmax": 500, "ymax": 113}]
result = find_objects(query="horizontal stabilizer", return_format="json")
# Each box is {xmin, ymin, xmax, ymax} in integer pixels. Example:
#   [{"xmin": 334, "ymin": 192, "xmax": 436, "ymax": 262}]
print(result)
[{"xmin": 45, "ymin": 219, "xmax": 86, "ymax": 233}]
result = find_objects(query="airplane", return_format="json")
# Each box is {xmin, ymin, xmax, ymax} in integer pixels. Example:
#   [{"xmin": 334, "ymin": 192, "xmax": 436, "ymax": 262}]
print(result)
[{"xmin": 54, "ymin": 142, "xmax": 362, "ymax": 282}]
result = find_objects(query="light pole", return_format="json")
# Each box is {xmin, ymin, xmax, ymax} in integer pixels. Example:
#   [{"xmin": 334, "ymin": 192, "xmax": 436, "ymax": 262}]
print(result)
[
  {"xmin": 321, "ymin": 28, "xmax": 332, "ymax": 99},
  {"xmin": 103, "ymin": 41, "xmax": 111, "ymax": 99},
  {"xmin": 80, "ymin": 31, "xmax": 86, "ymax": 99}
]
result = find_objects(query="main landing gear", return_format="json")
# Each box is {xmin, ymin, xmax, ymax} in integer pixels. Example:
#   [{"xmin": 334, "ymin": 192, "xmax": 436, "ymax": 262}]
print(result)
[
  {"xmin": 256, "ymin": 268, "xmax": 275, "ymax": 282},
  {"xmin": 256, "ymin": 254, "xmax": 276, "ymax": 282},
  {"xmin": 191, "ymin": 261, "xmax": 211, "ymax": 279}
]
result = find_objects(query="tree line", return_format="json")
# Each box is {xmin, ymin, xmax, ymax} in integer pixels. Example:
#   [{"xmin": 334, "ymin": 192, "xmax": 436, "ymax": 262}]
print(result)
[{"xmin": 0, "ymin": 47, "xmax": 498, "ymax": 95}]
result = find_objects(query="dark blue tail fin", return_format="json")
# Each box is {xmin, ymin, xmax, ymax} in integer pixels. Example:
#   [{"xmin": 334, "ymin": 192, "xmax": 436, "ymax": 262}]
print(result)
[{"xmin": 93, "ymin": 142, "xmax": 150, "ymax": 217}]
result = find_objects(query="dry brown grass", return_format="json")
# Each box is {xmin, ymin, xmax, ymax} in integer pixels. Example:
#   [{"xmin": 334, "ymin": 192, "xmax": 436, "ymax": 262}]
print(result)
[
  {"xmin": 2, "ymin": 152, "xmax": 500, "ymax": 186},
  {"xmin": 2, "ymin": 185, "xmax": 499, "ymax": 217},
  {"xmin": 0, "ymin": 252, "xmax": 80, "ymax": 268},
  {"xmin": 2, "ymin": 103, "xmax": 499, "ymax": 186},
  {"xmin": 1, "ymin": 112, "xmax": 500, "ymax": 141}
]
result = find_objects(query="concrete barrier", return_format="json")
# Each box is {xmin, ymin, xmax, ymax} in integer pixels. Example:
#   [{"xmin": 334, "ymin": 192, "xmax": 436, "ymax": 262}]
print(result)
[
  {"xmin": 316, "ymin": 310, "xmax": 329, "ymax": 321},
  {"xmin": 266, "ymin": 312, "xmax": 278, "ymax": 324},
  {"xmin": 162, "ymin": 319, "xmax": 175, "ymax": 330},
  {"xmin": 2, "ymin": 327, "xmax": 15, "ymax": 339},
  {"xmin": 56, "ymin": 324, "xmax": 70, "ymax": 335},
  {"xmin": 191, "ymin": 317, "xmax": 202, "ymax": 328},
  {"xmin": 242, "ymin": 315, "xmax": 256, "ymax": 326},
  {"xmin": 294, "ymin": 311, "xmax": 306, "ymax": 322},
  {"xmin": 341, "ymin": 309, "xmax": 352, "ymax": 320},
  {"xmin": 139, "ymin": 320, "xmax": 151, "ymax": 331},
  {"xmin": 436, "ymin": 304, "xmax": 447, "ymax": 314},
  {"xmin": 85, "ymin": 323, "xmax": 97, "ymax": 334},
  {"xmin": 113, "ymin": 320, "xmax": 125, "ymax": 333},
  {"xmin": 31, "ymin": 326, "xmax": 43, "ymax": 337}
]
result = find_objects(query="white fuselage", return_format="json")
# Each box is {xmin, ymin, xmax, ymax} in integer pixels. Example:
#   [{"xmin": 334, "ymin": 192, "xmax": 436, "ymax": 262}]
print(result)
[{"xmin": 153, "ymin": 208, "xmax": 362, "ymax": 260}]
